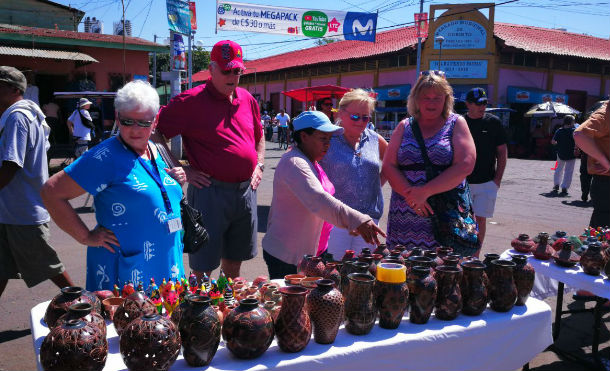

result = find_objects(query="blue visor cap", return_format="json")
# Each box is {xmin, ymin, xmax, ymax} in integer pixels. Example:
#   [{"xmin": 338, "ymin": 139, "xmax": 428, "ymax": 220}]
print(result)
[{"xmin": 292, "ymin": 111, "xmax": 344, "ymax": 135}]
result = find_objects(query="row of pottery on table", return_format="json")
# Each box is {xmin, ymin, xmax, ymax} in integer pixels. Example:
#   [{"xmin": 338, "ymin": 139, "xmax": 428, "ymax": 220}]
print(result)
[{"xmin": 513, "ymin": 232, "xmax": 610, "ymax": 276}]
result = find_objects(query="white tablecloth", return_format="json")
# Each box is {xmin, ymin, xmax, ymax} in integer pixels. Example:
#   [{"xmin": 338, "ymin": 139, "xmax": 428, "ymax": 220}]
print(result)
[
  {"xmin": 31, "ymin": 296, "xmax": 552, "ymax": 371},
  {"xmin": 501, "ymin": 249, "xmax": 610, "ymax": 300}
]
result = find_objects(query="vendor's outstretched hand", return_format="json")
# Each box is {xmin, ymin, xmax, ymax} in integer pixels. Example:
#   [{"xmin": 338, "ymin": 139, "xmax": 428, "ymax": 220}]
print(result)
[
  {"xmin": 83, "ymin": 226, "xmax": 119, "ymax": 253},
  {"xmin": 355, "ymin": 220, "xmax": 386, "ymax": 245}
]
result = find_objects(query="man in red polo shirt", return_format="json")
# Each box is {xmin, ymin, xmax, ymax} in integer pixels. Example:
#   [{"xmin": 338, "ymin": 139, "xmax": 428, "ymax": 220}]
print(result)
[{"xmin": 154, "ymin": 40, "xmax": 264, "ymax": 280}]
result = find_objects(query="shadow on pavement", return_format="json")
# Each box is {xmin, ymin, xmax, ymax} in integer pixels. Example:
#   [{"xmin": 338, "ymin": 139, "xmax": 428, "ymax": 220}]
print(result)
[
  {"xmin": 540, "ymin": 192, "xmax": 569, "ymax": 198},
  {"xmin": 0, "ymin": 329, "xmax": 31, "ymax": 344},
  {"xmin": 561, "ymin": 200, "xmax": 592, "ymax": 208}
]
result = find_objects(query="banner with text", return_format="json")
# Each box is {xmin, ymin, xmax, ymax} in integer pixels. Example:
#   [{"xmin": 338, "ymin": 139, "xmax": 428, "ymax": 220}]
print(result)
[
  {"xmin": 414, "ymin": 13, "xmax": 428, "ymax": 38},
  {"xmin": 216, "ymin": 1, "xmax": 378, "ymax": 42},
  {"xmin": 189, "ymin": 1, "xmax": 197, "ymax": 30},
  {"xmin": 167, "ymin": 0, "xmax": 191, "ymax": 35}
]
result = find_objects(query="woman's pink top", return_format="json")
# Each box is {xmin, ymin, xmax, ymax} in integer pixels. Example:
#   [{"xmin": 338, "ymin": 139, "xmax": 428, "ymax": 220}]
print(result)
[{"xmin": 314, "ymin": 161, "xmax": 335, "ymax": 256}]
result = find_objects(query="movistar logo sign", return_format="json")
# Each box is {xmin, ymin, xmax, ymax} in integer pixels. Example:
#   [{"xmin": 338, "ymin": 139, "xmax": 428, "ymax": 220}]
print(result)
[
  {"xmin": 343, "ymin": 12, "xmax": 377, "ymax": 42},
  {"xmin": 352, "ymin": 19, "xmax": 374, "ymax": 36}
]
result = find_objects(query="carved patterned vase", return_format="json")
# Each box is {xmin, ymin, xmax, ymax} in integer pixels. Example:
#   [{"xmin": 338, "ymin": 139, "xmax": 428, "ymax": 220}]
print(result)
[
  {"xmin": 119, "ymin": 313, "xmax": 181, "ymax": 371},
  {"xmin": 374, "ymin": 263, "xmax": 409, "ymax": 329},
  {"xmin": 297, "ymin": 254, "xmax": 313, "ymax": 275},
  {"xmin": 222, "ymin": 298, "xmax": 274, "ymax": 359},
  {"xmin": 340, "ymin": 261, "xmax": 370, "ymax": 295},
  {"xmin": 488, "ymin": 260, "xmax": 518, "ymax": 312},
  {"xmin": 388, "ymin": 250, "xmax": 406, "ymax": 265},
  {"xmin": 113, "ymin": 291, "xmax": 156, "ymax": 335},
  {"xmin": 407, "ymin": 256, "xmax": 433, "ymax": 275},
  {"xmin": 434, "ymin": 266, "xmax": 462, "ymax": 320},
  {"xmin": 580, "ymin": 242, "xmax": 606, "ymax": 276},
  {"xmin": 170, "ymin": 293, "xmax": 193, "ymax": 327},
  {"xmin": 407, "ymin": 266, "xmax": 437, "ymax": 324},
  {"xmin": 275, "ymin": 285, "xmax": 312, "ymax": 352},
  {"xmin": 179, "ymin": 295, "xmax": 221, "ymax": 367},
  {"xmin": 358, "ymin": 255, "xmax": 377, "ymax": 277},
  {"xmin": 344, "ymin": 273, "xmax": 376, "ymax": 335},
  {"xmin": 55, "ymin": 303, "xmax": 107, "ymax": 337},
  {"xmin": 303, "ymin": 256, "xmax": 326, "ymax": 277},
  {"xmin": 533, "ymin": 232, "xmax": 554, "ymax": 260},
  {"xmin": 511, "ymin": 234, "xmax": 535, "ymax": 253},
  {"xmin": 44, "ymin": 286, "xmax": 101, "ymax": 328},
  {"xmin": 511, "ymin": 254, "xmax": 535, "ymax": 306},
  {"xmin": 553, "ymin": 241, "xmax": 580, "ymax": 267},
  {"xmin": 306, "ymin": 279, "xmax": 344, "ymax": 344},
  {"xmin": 40, "ymin": 319, "xmax": 107, "ymax": 371},
  {"xmin": 322, "ymin": 262, "xmax": 341, "ymax": 287},
  {"xmin": 460, "ymin": 261, "xmax": 488, "ymax": 316},
  {"xmin": 373, "ymin": 244, "xmax": 390, "ymax": 257}
]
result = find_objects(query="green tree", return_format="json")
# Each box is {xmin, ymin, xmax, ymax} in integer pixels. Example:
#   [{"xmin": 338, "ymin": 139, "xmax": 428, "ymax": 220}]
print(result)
[
  {"xmin": 149, "ymin": 46, "xmax": 210, "ymax": 87},
  {"xmin": 314, "ymin": 37, "xmax": 339, "ymax": 46}
]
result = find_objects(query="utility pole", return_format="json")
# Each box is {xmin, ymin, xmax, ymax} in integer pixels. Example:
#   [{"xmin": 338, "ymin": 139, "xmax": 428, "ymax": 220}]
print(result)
[
  {"xmin": 415, "ymin": 0, "xmax": 424, "ymax": 79},
  {"xmin": 153, "ymin": 34, "xmax": 158, "ymax": 88},
  {"xmin": 188, "ymin": 31, "xmax": 193, "ymax": 89}
]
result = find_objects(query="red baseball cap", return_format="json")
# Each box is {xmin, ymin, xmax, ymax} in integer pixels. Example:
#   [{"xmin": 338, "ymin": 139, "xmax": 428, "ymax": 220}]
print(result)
[{"xmin": 211, "ymin": 40, "xmax": 245, "ymax": 71}]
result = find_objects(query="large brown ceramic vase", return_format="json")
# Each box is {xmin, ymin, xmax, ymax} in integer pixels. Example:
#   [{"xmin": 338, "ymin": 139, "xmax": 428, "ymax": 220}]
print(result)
[
  {"xmin": 482, "ymin": 253, "xmax": 500, "ymax": 278},
  {"xmin": 488, "ymin": 260, "xmax": 518, "ymax": 312},
  {"xmin": 344, "ymin": 273, "xmax": 376, "ymax": 335},
  {"xmin": 374, "ymin": 263, "xmax": 409, "ymax": 329},
  {"xmin": 580, "ymin": 242, "xmax": 606, "ymax": 276},
  {"xmin": 434, "ymin": 266, "xmax": 462, "ymax": 320},
  {"xmin": 55, "ymin": 303, "xmax": 107, "ymax": 337},
  {"xmin": 119, "ymin": 313, "xmax": 181, "ymax": 371},
  {"xmin": 373, "ymin": 244, "xmax": 390, "ymax": 257},
  {"xmin": 306, "ymin": 279, "xmax": 344, "ymax": 344},
  {"xmin": 222, "ymin": 298, "xmax": 274, "ymax": 359},
  {"xmin": 460, "ymin": 261, "xmax": 488, "ymax": 316},
  {"xmin": 533, "ymin": 232, "xmax": 554, "ymax": 260},
  {"xmin": 407, "ymin": 266, "xmax": 437, "ymax": 324},
  {"xmin": 275, "ymin": 285, "xmax": 312, "ymax": 352},
  {"xmin": 40, "ymin": 319, "xmax": 107, "ymax": 371},
  {"xmin": 511, "ymin": 234, "xmax": 535, "ymax": 253},
  {"xmin": 113, "ymin": 291, "xmax": 156, "ymax": 335},
  {"xmin": 179, "ymin": 295, "xmax": 221, "ymax": 367},
  {"xmin": 322, "ymin": 263, "xmax": 341, "ymax": 287},
  {"xmin": 553, "ymin": 241, "xmax": 580, "ymax": 267},
  {"xmin": 340, "ymin": 261, "xmax": 370, "ymax": 294},
  {"xmin": 302, "ymin": 256, "xmax": 325, "ymax": 277},
  {"xmin": 511, "ymin": 254, "xmax": 535, "ymax": 306},
  {"xmin": 44, "ymin": 286, "xmax": 101, "ymax": 328}
]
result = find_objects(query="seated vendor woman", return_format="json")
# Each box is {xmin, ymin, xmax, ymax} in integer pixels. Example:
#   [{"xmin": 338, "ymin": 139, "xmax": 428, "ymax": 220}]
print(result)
[
  {"xmin": 262, "ymin": 111, "xmax": 385, "ymax": 279},
  {"xmin": 41, "ymin": 80, "xmax": 187, "ymax": 291}
]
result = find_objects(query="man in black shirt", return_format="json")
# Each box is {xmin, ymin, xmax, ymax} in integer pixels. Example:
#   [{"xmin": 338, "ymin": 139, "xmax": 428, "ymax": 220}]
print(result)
[
  {"xmin": 551, "ymin": 115, "xmax": 577, "ymax": 196},
  {"xmin": 464, "ymin": 88, "xmax": 508, "ymax": 255}
]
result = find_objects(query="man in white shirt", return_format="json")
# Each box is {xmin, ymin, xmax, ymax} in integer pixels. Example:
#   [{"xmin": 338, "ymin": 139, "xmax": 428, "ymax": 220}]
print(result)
[
  {"xmin": 274, "ymin": 109, "xmax": 290, "ymax": 145},
  {"xmin": 67, "ymin": 98, "xmax": 94, "ymax": 157}
]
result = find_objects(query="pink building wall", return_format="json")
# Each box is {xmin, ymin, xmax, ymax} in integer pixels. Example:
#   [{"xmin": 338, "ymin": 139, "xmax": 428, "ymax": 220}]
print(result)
[
  {"xmin": 265, "ymin": 82, "xmax": 284, "ymax": 100},
  {"xmin": 496, "ymin": 68, "xmax": 548, "ymax": 104},
  {"xmin": 378, "ymin": 69, "xmax": 415, "ymax": 86},
  {"xmin": 552, "ymin": 74, "xmax": 602, "ymax": 96},
  {"xmin": 341, "ymin": 73, "xmax": 374, "ymax": 89},
  {"xmin": 311, "ymin": 76, "xmax": 337, "ymax": 86}
]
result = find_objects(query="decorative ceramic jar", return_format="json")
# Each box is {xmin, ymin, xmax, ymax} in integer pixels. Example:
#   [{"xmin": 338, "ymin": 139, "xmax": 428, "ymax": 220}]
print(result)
[
  {"xmin": 407, "ymin": 256, "xmax": 434, "ymax": 274},
  {"xmin": 222, "ymin": 298, "xmax": 274, "ymax": 359},
  {"xmin": 374, "ymin": 263, "xmax": 408, "ymax": 329},
  {"xmin": 341, "ymin": 249, "xmax": 356, "ymax": 262},
  {"xmin": 460, "ymin": 261, "xmax": 488, "ymax": 316},
  {"xmin": 488, "ymin": 260, "xmax": 518, "ymax": 312},
  {"xmin": 434, "ymin": 266, "xmax": 462, "ymax": 320},
  {"xmin": 40, "ymin": 319, "xmax": 107, "ymax": 371},
  {"xmin": 580, "ymin": 242, "xmax": 606, "ymax": 276},
  {"xmin": 303, "ymin": 256, "xmax": 326, "ymax": 277},
  {"xmin": 358, "ymin": 255, "xmax": 377, "ymax": 277},
  {"xmin": 340, "ymin": 261, "xmax": 370, "ymax": 294},
  {"xmin": 179, "ymin": 295, "xmax": 221, "ymax": 367},
  {"xmin": 437, "ymin": 246, "xmax": 454, "ymax": 259},
  {"xmin": 119, "ymin": 313, "xmax": 181, "ymax": 371},
  {"xmin": 482, "ymin": 253, "xmax": 500, "ymax": 277},
  {"xmin": 511, "ymin": 254, "xmax": 535, "ymax": 306},
  {"xmin": 360, "ymin": 247, "xmax": 373, "ymax": 257},
  {"xmin": 511, "ymin": 234, "xmax": 535, "ymax": 253},
  {"xmin": 113, "ymin": 291, "xmax": 156, "ymax": 335},
  {"xmin": 44, "ymin": 286, "xmax": 101, "ymax": 328},
  {"xmin": 344, "ymin": 273, "xmax": 376, "ymax": 335},
  {"xmin": 101, "ymin": 297, "xmax": 124, "ymax": 321},
  {"xmin": 322, "ymin": 262, "xmax": 341, "ymax": 287},
  {"xmin": 388, "ymin": 250, "xmax": 406, "ymax": 265},
  {"xmin": 275, "ymin": 285, "xmax": 311, "ymax": 352},
  {"xmin": 373, "ymin": 244, "xmax": 390, "ymax": 257},
  {"xmin": 55, "ymin": 303, "xmax": 106, "ymax": 337},
  {"xmin": 263, "ymin": 300, "xmax": 280, "ymax": 322},
  {"xmin": 297, "ymin": 254, "xmax": 313, "ymax": 275},
  {"xmin": 423, "ymin": 250, "xmax": 443, "ymax": 268},
  {"xmin": 533, "ymin": 232, "xmax": 554, "ymax": 260},
  {"xmin": 553, "ymin": 241, "xmax": 580, "ymax": 267},
  {"xmin": 306, "ymin": 279, "xmax": 344, "ymax": 344},
  {"xmin": 407, "ymin": 266, "xmax": 437, "ymax": 324},
  {"xmin": 403, "ymin": 246, "xmax": 422, "ymax": 260},
  {"xmin": 170, "ymin": 293, "xmax": 192, "ymax": 327}
]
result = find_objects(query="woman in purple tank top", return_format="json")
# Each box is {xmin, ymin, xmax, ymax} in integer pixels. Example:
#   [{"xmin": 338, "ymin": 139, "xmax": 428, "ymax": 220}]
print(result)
[{"xmin": 382, "ymin": 71, "xmax": 477, "ymax": 251}]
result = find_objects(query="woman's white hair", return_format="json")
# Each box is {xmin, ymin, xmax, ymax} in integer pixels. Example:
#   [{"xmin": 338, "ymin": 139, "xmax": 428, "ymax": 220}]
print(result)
[{"xmin": 114, "ymin": 80, "xmax": 159, "ymax": 115}]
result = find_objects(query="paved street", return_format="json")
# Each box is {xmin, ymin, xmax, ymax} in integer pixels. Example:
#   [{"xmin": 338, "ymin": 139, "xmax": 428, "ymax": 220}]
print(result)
[{"xmin": 0, "ymin": 141, "xmax": 607, "ymax": 370}]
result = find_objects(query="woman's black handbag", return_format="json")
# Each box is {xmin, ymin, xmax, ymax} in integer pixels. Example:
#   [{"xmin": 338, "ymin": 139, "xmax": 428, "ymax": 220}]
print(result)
[
  {"xmin": 410, "ymin": 119, "xmax": 480, "ymax": 257},
  {"xmin": 154, "ymin": 143, "xmax": 209, "ymax": 254}
]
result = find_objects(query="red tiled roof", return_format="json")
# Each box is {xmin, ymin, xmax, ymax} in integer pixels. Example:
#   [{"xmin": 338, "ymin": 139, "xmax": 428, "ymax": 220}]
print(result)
[
  {"xmin": 494, "ymin": 22, "xmax": 610, "ymax": 61},
  {"xmin": 192, "ymin": 22, "xmax": 610, "ymax": 82},
  {"xmin": 0, "ymin": 23, "xmax": 161, "ymax": 48}
]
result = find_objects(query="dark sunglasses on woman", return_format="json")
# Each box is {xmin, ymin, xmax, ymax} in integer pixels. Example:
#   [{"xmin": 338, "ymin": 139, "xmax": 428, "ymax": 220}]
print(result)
[
  {"xmin": 349, "ymin": 114, "xmax": 371, "ymax": 122},
  {"xmin": 118, "ymin": 118, "xmax": 154, "ymax": 127},
  {"xmin": 420, "ymin": 70, "xmax": 446, "ymax": 78},
  {"xmin": 220, "ymin": 68, "xmax": 244, "ymax": 76}
]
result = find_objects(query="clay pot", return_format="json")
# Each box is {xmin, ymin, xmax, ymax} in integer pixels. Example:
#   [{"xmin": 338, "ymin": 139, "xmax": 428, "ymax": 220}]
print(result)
[
  {"xmin": 222, "ymin": 298, "xmax": 274, "ymax": 359},
  {"xmin": 358, "ymin": 255, "xmax": 377, "ymax": 277},
  {"xmin": 511, "ymin": 254, "xmax": 535, "ymax": 306},
  {"xmin": 263, "ymin": 301, "xmax": 280, "ymax": 322},
  {"xmin": 340, "ymin": 261, "xmax": 370, "ymax": 295},
  {"xmin": 179, "ymin": 295, "xmax": 221, "ymax": 367},
  {"xmin": 533, "ymin": 232, "xmax": 554, "ymax": 260},
  {"xmin": 119, "ymin": 313, "xmax": 181, "ymax": 371},
  {"xmin": 437, "ymin": 246, "xmax": 454, "ymax": 259},
  {"xmin": 488, "ymin": 260, "xmax": 518, "ymax": 312},
  {"xmin": 360, "ymin": 247, "xmax": 373, "ymax": 257},
  {"xmin": 344, "ymin": 273, "xmax": 377, "ymax": 335},
  {"xmin": 55, "ymin": 303, "xmax": 107, "ymax": 337},
  {"xmin": 306, "ymin": 279, "xmax": 344, "ymax": 344},
  {"xmin": 212, "ymin": 305, "xmax": 224, "ymax": 324},
  {"xmin": 460, "ymin": 261, "xmax": 489, "ymax": 316},
  {"xmin": 434, "ymin": 266, "xmax": 462, "ymax": 320},
  {"xmin": 511, "ymin": 234, "xmax": 535, "ymax": 253},
  {"xmin": 553, "ymin": 241, "xmax": 580, "ymax": 267},
  {"xmin": 341, "ymin": 249, "xmax": 356, "ymax": 262},
  {"xmin": 253, "ymin": 275, "xmax": 269, "ymax": 288},
  {"xmin": 40, "ymin": 319, "xmax": 107, "ymax": 371},
  {"xmin": 482, "ymin": 253, "xmax": 500, "ymax": 278},
  {"xmin": 552, "ymin": 237, "xmax": 568, "ymax": 252},
  {"xmin": 113, "ymin": 291, "xmax": 156, "ymax": 335},
  {"xmin": 374, "ymin": 263, "xmax": 408, "ymax": 329},
  {"xmin": 302, "ymin": 256, "xmax": 326, "ymax": 277},
  {"xmin": 301, "ymin": 276, "xmax": 323, "ymax": 289},
  {"xmin": 275, "ymin": 286, "xmax": 312, "ymax": 352},
  {"xmin": 373, "ymin": 244, "xmax": 390, "ymax": 257},
  {"xmin": 580, "ymin": 242, "xmax": 606, "ymax": 276},
  {"xmin": 407, "ymin": 266, "xmax": 437, "ymax": 324},
  {"xmin": 322, "ymin": 262, "xmax": 341, "ymax": 287},
  {"xmin": 297, "ymin": 254, "xmax": 313, "ymax": 275},
  {"xmin": 93, "ymin": 290, "xmax": 114, "ymax": 302},
  {"xmin": 101, "ymin": 297, "xmax": 124, "ymax": 321},
  {"xmin": 388, "ymin": 250, "xmax": 406, "ymax": 265},
  {"xmin": 441, "ymin": 255, "xmax": 462, "ymax": 270},
  {"xmin": 406, "ymin": 256, "xmax": 434, "ymax": 275},
  {"xmin": 44, "ymin": 286, "xmax": 101, "ymax": 328},
  {"xmin": 170, "ymin": 294, "xmax": 192, "ymax": 327},
  {"xmin": 423, "ymin": 250, "xmax": 443, "ymax": 268},
  {"xmin": 284, "ymin": 273, "xmax": 306, "ymax": 286}
]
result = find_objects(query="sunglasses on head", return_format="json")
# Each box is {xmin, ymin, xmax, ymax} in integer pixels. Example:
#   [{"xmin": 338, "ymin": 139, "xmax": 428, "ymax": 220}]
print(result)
[
  {"xmin": 349, "ymin": 113, "xmax": 371, "ymax": 122},
  {"xmin": 220, "ymin": 68, "xmax": 244, "ymax": 76},
  {"xmin": 118, "ymin": 118, "xmax": 154, "ymax": 128},
  {"xmin": 420, "ymin": 70, "xmax": 446, "ymax": 78}
]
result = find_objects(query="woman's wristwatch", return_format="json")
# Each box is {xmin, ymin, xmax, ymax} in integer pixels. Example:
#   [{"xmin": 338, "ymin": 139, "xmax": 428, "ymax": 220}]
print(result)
[{"xmin": 257, "ymin": 162, "xmax": 265, "ymax": 172}]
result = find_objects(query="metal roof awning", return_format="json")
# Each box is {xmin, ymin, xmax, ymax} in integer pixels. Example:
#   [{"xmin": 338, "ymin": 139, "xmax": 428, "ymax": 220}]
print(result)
[{"xmin": 0, "ymin": 46, "xmax": 98, "ymax": 63}]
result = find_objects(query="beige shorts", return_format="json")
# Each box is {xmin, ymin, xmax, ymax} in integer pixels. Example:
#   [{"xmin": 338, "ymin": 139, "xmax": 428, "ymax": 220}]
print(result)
[
  {"xmin": 0, "ymin": 223, "xmax": 65, "ymax": 287},
  {"xmin": 469, "ymin": 180, "xmax": 499, "ymax": 219}
]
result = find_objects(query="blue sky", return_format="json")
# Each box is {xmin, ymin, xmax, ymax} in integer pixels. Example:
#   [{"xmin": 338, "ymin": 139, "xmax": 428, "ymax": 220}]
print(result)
[{"xmin": 56, "ymin": 0, "xmax": 609, "ymax": 60}]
